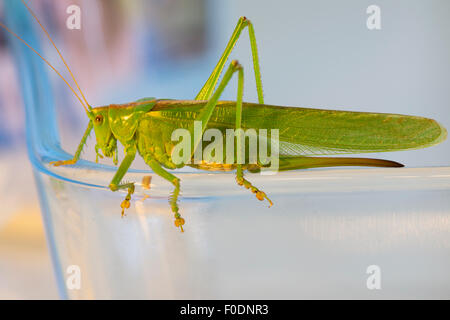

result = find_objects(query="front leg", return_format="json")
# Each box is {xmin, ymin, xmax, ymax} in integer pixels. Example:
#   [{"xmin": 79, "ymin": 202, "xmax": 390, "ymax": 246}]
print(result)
[
  {"xmin": 51, "ymin": 122, "xmax": 93, "ymax": 166},
  {"xmin": 109, "ymin": 145, "xmax": 137, "ymax": 217}
]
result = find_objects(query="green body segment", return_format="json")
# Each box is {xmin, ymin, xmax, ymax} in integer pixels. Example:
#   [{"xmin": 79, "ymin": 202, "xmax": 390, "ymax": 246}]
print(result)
[
  {"xmin": 133, "ymin": 100, "xmax": 447, "ymax": 169},
  {"xmin": 85, "ymin": 98, "xmax": 447, "ymax": 173},
  {"xmin": 86, "ymin": 98, "xmax": 446, "ymax": 175}
]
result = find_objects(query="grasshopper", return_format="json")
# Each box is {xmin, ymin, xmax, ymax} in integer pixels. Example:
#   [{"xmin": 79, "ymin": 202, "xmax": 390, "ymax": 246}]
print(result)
[{"xmin": 2, "ymin": 1, "xmax": 446, "ymax": 232}]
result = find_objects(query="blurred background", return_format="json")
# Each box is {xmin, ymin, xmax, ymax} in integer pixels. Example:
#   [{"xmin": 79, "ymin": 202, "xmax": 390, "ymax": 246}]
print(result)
[{"xmin": 0, "ymin": 0, "xmax": 449, "ymax": 299}]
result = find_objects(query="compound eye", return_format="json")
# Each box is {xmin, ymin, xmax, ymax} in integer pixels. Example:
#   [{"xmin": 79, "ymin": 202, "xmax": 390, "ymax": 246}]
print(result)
[{"xmin": 95, "ymin": 115, "xmax": 104, "ymax": 125}]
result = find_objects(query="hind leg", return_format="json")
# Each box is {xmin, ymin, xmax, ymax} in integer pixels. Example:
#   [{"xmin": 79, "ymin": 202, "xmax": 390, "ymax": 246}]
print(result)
[
  {"xmin": 232, "ymin": 64, "xmax": 273, "ymax": 207},
  {"xmin": 193, "ymin": 60, "xmax": 273, "ymax": 207},
  {"xmin": 195, "ymin": 17, "xmax": 264, "ymax": 104}
]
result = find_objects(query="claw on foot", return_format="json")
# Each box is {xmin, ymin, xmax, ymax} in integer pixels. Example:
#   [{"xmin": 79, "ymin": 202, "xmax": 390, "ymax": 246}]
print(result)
[
  {"xmin": 237, "ymin": 176, "xmax": 273, "ymax": 207},
  {"xmin": 256, "ymin": 191, "xmax": 273, "ymax": 207},
  {"xmin": 120, "ymin": 195, "xmax": 131, "ymax": 217},
  {"xmin": 174, "ymin": 217, "xmax": 185, "ymax": 233}
]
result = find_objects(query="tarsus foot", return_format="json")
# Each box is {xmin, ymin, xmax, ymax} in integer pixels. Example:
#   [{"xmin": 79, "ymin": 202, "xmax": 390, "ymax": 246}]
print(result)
[
  {"xmin": 174, "ymin": 215, "xmax": 185, "ymax": 233},
  {"xmin": 116, "ymin": 183, "xmax": 135, "ymax": 218},
  {"xmin": 237, "ymin": 176, "xmax": 273, "ymax": 207},
  {"xmin": 171, "ymin": 179, "xmax": 185, "ymax": 232},
  {"xmin": 120, "ymin": 194, "xmax": 131, "ymax": 217}
]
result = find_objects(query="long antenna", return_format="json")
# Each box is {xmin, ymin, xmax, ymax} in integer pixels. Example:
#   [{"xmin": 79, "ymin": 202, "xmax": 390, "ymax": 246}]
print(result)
[
  {"xmin": 0, "ymin": 20, "xmax": 89, "ymax": 113},
  {"xmin": 21, "ymin": 0, "xmax": 91, "ymax": 111}
]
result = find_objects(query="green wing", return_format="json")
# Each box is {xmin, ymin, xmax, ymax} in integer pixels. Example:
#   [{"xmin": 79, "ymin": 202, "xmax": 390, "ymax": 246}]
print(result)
[{"xmin": 149, "ymin": 100, "xmax": 447, "ymax": 156}]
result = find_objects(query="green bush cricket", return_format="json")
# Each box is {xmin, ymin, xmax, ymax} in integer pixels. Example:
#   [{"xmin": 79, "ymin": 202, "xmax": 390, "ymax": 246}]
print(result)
[{"xmin": 2, "ymin": 1, "xmax": 447, "ymax": 232}]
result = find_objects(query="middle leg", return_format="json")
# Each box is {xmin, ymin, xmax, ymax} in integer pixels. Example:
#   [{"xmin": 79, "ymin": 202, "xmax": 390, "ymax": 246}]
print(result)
[
  {"xmin": 109, "ymin": 145, "xmax": 137, "ymax": 217},
  {"xmin": 145, "ymin": 157, "xmax": 184, "ymax": 232}
]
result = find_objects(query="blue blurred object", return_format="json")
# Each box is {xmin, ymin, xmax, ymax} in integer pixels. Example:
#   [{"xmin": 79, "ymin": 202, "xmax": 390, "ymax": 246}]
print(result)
[
  {"xmin": 4, "ymin": 0, "xmax": 68, "ymax": 297},
  {"xmin": 4, "ymin": 1, "xmax": 68, "ymax": 165}
]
